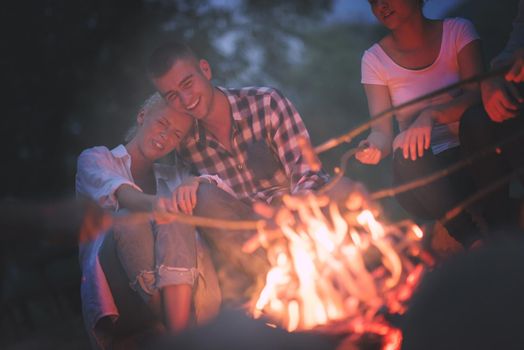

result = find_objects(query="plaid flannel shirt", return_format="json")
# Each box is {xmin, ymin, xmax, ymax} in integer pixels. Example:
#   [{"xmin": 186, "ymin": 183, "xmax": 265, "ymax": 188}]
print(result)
[{"xmin": 178, "ymin": 86, "xmax": 329, "ymax": 204}]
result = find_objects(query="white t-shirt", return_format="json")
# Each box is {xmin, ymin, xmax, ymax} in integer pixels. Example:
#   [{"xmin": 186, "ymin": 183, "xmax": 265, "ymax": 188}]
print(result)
[{"xmin": 361, "ymin": 17, "xmax": 480, "ymax": 154}]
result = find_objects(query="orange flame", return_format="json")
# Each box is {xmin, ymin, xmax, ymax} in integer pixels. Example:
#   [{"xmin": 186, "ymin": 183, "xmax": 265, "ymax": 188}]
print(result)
[{"xmin": 248, "ymin": 192, "xmax": 432, "ymax": 349}]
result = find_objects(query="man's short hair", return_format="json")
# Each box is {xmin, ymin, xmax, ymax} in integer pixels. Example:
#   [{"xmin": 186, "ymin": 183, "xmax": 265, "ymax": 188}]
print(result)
[{"xmin": 147, "ymin": 41, "xmax": 197, "ymax": 79}]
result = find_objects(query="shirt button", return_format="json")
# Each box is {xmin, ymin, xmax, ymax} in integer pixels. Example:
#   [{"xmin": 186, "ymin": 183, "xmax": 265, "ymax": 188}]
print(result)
[{"xmin": 237, "ymin": 163, "xmax": 243, "ymax": 170}]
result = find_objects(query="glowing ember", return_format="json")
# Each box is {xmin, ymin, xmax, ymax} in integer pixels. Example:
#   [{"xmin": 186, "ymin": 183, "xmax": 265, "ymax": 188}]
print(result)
[{"xmin": 246, "ymin": 191, "xmax": 433, "ymax": 349}]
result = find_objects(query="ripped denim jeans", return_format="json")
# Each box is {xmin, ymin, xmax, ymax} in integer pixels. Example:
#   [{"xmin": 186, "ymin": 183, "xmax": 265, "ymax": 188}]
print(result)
[{"xmin": 111, "ymin": 212, "xmax": 198, "ymax": 302}]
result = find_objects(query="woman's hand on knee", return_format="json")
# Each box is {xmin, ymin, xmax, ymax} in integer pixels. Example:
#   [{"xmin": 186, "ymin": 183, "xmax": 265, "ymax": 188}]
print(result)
[
  {"xmin": 173, "ymin": 176, "xmax": 200, "ymax": 215},
  {"xmin": 395, "ymin": 112, "xmax": 433, "ymax": 161}
]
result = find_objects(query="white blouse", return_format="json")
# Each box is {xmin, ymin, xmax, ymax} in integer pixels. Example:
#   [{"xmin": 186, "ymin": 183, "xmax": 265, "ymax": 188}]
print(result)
[{"xmin": 76, "ymin": 144, "xmax": 232, "ymax": 348}]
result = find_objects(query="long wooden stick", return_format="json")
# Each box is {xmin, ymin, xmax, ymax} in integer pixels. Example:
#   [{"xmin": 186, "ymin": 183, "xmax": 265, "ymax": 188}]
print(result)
[
  {"xmin": 370, "ymin": 129, "xmax": 524, "ymax": 200},
  {"xmin": 112, "ymin": 67, "xmax": 513, "ymax": 232},
  {"xmin": 318, "ymin": 145, "xmax": 362, "ymax": 194},
  {"xmin": 440, "ymin": 165, "xmax": 524, "ymax": 225},
  {"xmin": 146, "ymin": 65, "xmax": 512, "ymax": 230},
  {"xmin": 314, "ymin": 65, "xmax": 510, "ymax": 155},
  {"xmin": 113, "ymin": 211, "xmax": 261, "ymax": 231}
]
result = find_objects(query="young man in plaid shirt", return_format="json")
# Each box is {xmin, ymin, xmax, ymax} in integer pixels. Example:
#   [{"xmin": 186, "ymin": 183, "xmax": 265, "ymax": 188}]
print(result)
[
  {"xmin": 147, "ymin": 41, "xmax": 347, "ymax": 303},
  {"xmin": 148, "ymin": 41, "xmax": 328, "ymax": 205}
]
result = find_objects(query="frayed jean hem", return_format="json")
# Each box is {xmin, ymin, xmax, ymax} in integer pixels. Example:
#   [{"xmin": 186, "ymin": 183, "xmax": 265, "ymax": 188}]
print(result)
[
  {"xmin": 156, "ymin": 265, "xmax": 198, "ymax": 289},
  {"xmin": 129, "ymin": 269, "xmax": 156, "ymax": 303}
]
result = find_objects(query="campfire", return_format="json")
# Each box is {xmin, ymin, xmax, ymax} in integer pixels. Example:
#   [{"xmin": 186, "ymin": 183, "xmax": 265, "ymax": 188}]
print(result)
[{"xmin": 245, "ymin": 190, "xmax": 434, "ymax": 349}]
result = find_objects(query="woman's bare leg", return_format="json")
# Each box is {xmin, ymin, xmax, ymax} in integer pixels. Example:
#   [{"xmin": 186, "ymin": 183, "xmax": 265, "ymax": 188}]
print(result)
[{"xmin": 162, "ymin": 284, "xmax": 192, "ymax": 333}]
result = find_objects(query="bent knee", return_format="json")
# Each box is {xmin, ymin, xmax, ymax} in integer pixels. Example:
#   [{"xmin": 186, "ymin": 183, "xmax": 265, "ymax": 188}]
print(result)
[
  {"xmin": 156, "ymin": 266, "xmax": 198, "ymax": 289},
  {"xmin": 460, "ymin": 104, "xmax": 494, "ymax": 147},
  {"xmin": 392, "ymin": 149, "xmax": 434, "ymax": 182},
  {"xmin": 196, "ymin": 183, "xmax": 228, "ymax": 202},
  {"xmin": 195, "ymin": 183, "xmax": 248, "ymax": 218},
  {"xmin": 112, "ymin": 219, "xmax": 153, "ymax": 247}
]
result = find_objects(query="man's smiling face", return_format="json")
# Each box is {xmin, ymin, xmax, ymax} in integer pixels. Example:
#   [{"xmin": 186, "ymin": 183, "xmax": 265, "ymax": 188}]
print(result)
[{"xmin": 153, "ymin": 57, "xmax": 215, "ymax": 122}]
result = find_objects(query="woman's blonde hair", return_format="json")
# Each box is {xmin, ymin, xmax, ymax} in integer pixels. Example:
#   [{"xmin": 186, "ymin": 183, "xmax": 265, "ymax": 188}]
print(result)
[{"xmin": 124, "ymin": 92, "xmax": 167, "ymax": 142}]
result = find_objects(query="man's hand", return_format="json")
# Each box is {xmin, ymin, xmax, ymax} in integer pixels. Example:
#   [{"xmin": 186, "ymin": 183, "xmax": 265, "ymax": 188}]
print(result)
[
  {"xmin": 481, "ymin": 76, "xmax": 522, "ymax": 123},
  {"xmin": 505, "ymin": 49, "xmax": 524, "ymax": 83},
  {"xmin": 394, "ymin": 110, "xmax": 434, "ymax": 161},
  {"xmin": 151, "ymin": 177, "xmax": 204, "ymax": 223}
]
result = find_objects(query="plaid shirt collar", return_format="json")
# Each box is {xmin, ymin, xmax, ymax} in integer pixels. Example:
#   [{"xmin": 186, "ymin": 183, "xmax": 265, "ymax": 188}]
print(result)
[{"xmin": 188, "ymin": 86, "xmax": 242, "ymax": 148}]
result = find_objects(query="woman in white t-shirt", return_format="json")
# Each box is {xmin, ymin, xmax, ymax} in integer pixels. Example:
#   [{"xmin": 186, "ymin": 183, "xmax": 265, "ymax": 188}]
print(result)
[{"xmin": 355, "ymin": 0, "xmax": 484, "ymax": 247}]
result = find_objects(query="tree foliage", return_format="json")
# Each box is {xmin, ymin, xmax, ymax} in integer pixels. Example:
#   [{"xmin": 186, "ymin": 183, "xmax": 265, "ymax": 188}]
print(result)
[{"xmin": 3, "ymin": 0, "xmax": 517, "ymax": 199}]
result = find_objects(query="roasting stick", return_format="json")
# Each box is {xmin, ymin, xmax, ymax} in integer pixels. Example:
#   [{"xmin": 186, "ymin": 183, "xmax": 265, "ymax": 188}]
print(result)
[{"xmin": 314, "ymin": 65, "xmax": 510, "ymax": 155}]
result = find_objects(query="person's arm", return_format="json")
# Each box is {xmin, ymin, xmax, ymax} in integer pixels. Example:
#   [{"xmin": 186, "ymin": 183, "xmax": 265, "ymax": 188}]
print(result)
[
  {"xmin": 482, "ymin": 1, "xmax": 524, "ymax": 122},
  {"xmin": 491, "ymin": 0, "xmax": 524, "ymax": 69},
  {"xmin": 268, "ymin": 89, "xmax": 328, "ymax": 196},
  {"xmin": 505, "ymin": 49, "xmax": 524, "ymax": 82},
  {"xmin": 482, "ymin": 66, "xmax": 523, "ymax": 123},
  {"xmin": 398, "ymin": 27, "xmax": 484, "ymax": 160},
  {"xmin": 114, "ymin": 184, "xmax": 157, "ymax": 212},
  {"xmin": 169, "ymin": 175, "xmax": 220, "ymax": 215},
  {"xmin": 169, "ymin": 159, "xmax": 232, "ymax": 215},
  {"xmin": 419, "ymin": 40, "xmax": 483, "ymax": 125},
  {"xmin": 76, "ymin": 147, "xmax": 142, "ymax": 211},
  {"xmin": 356, "ymin": 48, "xmax": 394, "ymax": 164},
  {"xmin": 77, "ymin": 147, "xmax": 180, "ymax": 215},
  {"xmin": 355, "ymin": 84, "xmax": 394, "ymax": 165},
  {"xmin": 116, "ymin": 173, "xmax": 221, "ymax": 215}
]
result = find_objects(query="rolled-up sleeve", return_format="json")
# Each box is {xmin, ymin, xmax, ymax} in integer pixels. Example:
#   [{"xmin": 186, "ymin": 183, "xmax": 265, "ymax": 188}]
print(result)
[
  {"xmin": 198, "ymin": 174, "xmax": 237, "ymax": 198},
  {"xmin": 76, "ymin": 147, "xmax": 141, "ymax": 211}
]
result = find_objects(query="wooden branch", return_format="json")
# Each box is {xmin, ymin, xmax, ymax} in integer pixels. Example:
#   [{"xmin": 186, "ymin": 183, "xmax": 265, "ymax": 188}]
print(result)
[
  {"xmin": 440, "ymin": 165, "xmax": 524, "ymax": 225},
  {"xmin": 370, "ymin": 128, "xmax": 524, "ymax": 200},
  {"xmin": 115, "ymin": 211, "xmax": 262, "ymax": 231},
  {"xmin": 318, "ymin": 146, "xmax": 362, "ymax": 194},
  {"xmin": 314, "ymin": 65, "xmax": 510, "ymax": 155}
]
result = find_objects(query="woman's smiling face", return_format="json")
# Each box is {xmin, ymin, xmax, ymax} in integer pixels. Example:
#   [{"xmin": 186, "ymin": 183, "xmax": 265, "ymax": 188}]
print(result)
[
  {"xmin": 368, "ymin": 0, "xmax": 422, "ymax": 30},
  {"xmin": 135, "ymin": 101, "xmax": 193, "ymax": 161}
]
